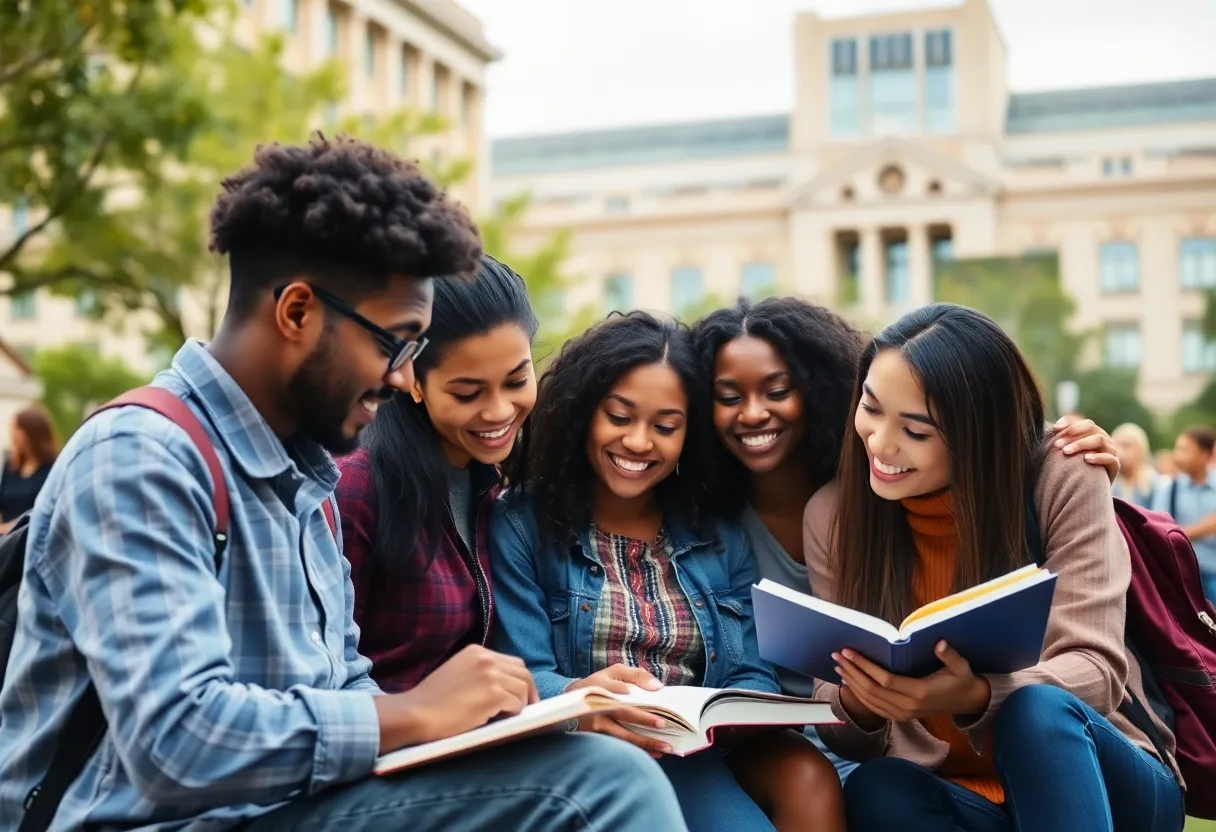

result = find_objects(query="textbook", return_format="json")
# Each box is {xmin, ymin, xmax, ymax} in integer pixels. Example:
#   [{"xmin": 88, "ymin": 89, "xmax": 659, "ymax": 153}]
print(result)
[
  {"xmin": 753, "ymin": 564, "xmax": 1058, "ymax": 680},
  {"xmin": 373, "ymin": 684, "xmax": 839, "ymax": 775}
]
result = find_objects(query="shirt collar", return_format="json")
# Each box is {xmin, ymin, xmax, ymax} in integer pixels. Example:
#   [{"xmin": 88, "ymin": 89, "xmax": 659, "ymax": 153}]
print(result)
[{"xmin": 163, "ymin": 340, "xmax": 338, "ymax": 490}]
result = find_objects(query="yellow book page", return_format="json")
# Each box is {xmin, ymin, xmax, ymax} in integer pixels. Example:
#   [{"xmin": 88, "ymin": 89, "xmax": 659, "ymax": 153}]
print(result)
[{"xmin": 898, "ymin": 565, "xmax": 1042, "ymax": 631}]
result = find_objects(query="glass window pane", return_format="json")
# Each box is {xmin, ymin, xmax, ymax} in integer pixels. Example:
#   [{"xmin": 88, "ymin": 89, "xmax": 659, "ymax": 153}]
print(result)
[
  {"xmin": 604, "ymin": 274, "xmax": 634, "ymax": 313},
  {"xmin": 671, "ymin": 267, "xmax": 704, "ymax": 317},
  {"xmin": 740, "ymin": 262, "xmax": 776, "ymax": 300},
  {"xmin": 886, "ymin": 240, "xmax": 909, "ymax": 303}
]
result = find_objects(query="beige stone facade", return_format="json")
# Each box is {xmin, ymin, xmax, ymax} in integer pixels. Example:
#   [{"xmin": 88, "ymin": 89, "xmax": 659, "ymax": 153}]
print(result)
[
  {"xmin": 1, "ymin": 0, "xmax": 497, "ymax": 376},
  {"xmin": 490, "ymin": 0, "xmax": 1216, "ymax": 413}
]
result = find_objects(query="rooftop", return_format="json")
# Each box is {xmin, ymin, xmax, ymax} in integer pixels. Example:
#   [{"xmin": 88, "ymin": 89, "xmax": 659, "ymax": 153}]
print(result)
[{"xmin": 491, "ymin": 77, "xmax": 1216, "ymax": 176}]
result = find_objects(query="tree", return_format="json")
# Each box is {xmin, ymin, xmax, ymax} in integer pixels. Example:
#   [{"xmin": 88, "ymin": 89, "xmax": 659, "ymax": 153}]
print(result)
[
  {"xmin": 23, "ymin": 9, "xmax": 457, "ymax": 355},
  {"xmin": 1, "ymin": 0, "xmax": 214, "ymax": 303},
  {"xmin": 935, "ymin": 253, "xmax": 1090, "ymax": 415},
  {"xmin": 33, "ymin": 344, "xmax": 149, "ymax": 440},
  {"xmin": 1073, "ymin": 367, "xmax": 1161, "ymax": 448}
]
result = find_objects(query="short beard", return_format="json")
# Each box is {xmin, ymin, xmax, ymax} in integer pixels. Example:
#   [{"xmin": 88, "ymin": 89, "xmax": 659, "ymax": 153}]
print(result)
[{"xmin": 287, "ymin": 333, "xmax": 364, "ymax": 456}]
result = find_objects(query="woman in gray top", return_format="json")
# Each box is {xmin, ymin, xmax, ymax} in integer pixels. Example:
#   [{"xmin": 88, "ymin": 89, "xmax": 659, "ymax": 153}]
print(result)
[{"xmin": 691, "ymin": 297, "xmax": 1122, "ymax": 826}]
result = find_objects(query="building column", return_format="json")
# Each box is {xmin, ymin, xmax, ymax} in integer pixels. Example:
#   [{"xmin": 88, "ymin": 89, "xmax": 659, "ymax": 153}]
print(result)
[
  {"xmin": 302, "ymin": 0, "xmax": 328, "ymax": 63},
  {"xmin": 908, "ymin": 224, "xmax": 932, "ymax": 308},
  {"xmin": 344, "ymin": 11, "xmax": 366, "ymax": 112},
  {"xmin": 860, "ymin": 227, "xmax": 884, "ymax": 318}
]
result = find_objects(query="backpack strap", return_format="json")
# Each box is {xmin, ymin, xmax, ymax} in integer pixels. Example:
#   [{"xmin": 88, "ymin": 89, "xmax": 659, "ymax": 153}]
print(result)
[{"xmin": 21, "ymin": 386, "xmax": 230, "ymax": 832}]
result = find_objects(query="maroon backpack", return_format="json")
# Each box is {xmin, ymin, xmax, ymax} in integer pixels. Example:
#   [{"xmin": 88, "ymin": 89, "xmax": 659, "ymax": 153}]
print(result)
[{"xmin": 1026, "ymin": 497, "xmax": 1216, "ymax": 819}]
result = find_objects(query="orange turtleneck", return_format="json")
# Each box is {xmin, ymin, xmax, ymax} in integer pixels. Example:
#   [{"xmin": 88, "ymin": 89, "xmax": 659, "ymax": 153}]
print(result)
[{"xmin": 901, "ymin": 490, "xmax": 1005, "ymax": 804}]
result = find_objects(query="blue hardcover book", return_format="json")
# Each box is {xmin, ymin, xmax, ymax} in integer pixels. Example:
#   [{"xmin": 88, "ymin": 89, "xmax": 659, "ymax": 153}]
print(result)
[{"xmin": 753, "ymin": 564, "xmax": 1058, "ymax": 680}]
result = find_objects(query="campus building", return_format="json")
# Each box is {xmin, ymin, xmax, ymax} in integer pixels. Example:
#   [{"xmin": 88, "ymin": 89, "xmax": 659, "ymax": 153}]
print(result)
[
  {"xmin": 0, "ymin": 0, "xmax": 498, "ymax": 406},
  {"xmin": 490, "ymin": 0, "xmax": 1216, "ymax": 413}
]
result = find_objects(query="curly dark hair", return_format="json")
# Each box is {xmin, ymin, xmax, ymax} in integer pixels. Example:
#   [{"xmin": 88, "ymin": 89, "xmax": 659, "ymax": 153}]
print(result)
[
  {"xmin": 692, "ymin": 297, "xmax": 864, "ymax": 517},
  {"xmin": 209, "ymin": 133, "xmax": 481, "ymax": 317},
  {"xmin": 517, "ymin": 311, "xmax": 715, "ymax": 550}
]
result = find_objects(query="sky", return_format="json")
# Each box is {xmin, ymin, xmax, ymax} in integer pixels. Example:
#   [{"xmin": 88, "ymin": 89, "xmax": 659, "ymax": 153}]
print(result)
[{"xmin": 458, "ymin": 0, "xmax": 1216, "ymax": 139}]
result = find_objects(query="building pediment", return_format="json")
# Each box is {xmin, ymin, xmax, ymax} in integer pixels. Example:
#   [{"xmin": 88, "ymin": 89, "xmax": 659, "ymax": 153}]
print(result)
[{"xmin": 790, "ymin": 138, "xmax": 1002, "ymax": 210}]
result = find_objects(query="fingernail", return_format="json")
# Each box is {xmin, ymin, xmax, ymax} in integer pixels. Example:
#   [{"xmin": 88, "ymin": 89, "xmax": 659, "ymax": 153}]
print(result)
[
  {"xmin": 842, "ymin": 650, "xmax": 853, "ymax": 660},
  {"xmin": 1085, "ymin": 453, "xmax": 1094, "ymax": 461},
  {"xmin": 831, "ymin": 652, "xmax": 841, "ymax": 661},
  {"xmin": 835, "ymin": 665, "xmax": 844, "ymax": 677},
  {"xmin": 653, "ymin": 719, "xmax": 666, "ymax": 729},
  {"xmin": 1055, "ymin": 439, "xmax": 1065, "ymax": 448},
  {"xmin": 659, "ymin": 744, "xmax": 672, "ymax": 754}
]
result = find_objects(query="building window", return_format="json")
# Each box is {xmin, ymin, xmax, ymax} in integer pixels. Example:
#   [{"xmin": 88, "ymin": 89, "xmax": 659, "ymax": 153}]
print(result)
[
  {"xmin": 671, "ymin": 267, "xmax": 704, "ymax": 317},
  {"xmin": 1101, "ymin": 156, "xmax": 1133, "ymax": 177},
  {"xmin": 9, "ymin": 290, "xmax": 36, "ymax": 321},
  {"xmin": 76, "ymin": 287, "xmax": 100, "ymax": 317},
  {"xmin": 11, "ymin": 197, "xmax": 28, "ymax": 235},
  {"xmin": 604, "ymin": 195, "xmax": 630, "ymax": 215},
  {"xmin": 1099, "ymin": 242, "xmax": 1139, "ymax": 293},
  {"xmin": 740, "ymin": 262, "xmax": 776, "ymax": 300},
  {"xmin": 829, "ymin": 38, "xmax": 862, "ymax": 137},
  {"xmin": 397, "ymin": 52, "xmax": 409, "ymax": 99},
  {"xmin": 324, "ymin": 5, "xmax": 338, "ymax": 55},
  {"xmin": 931, "ymin": 236, "xmax": 954, "ymax": 264},
  {"xmin": 1104, "ymin": 323, "xmax": 1142, "ymax": 369},
  {"xmin": 364, "ymin": 28, "xmax": 376, "ymax": 78},
  {"xmin": 604, "ymin": 274, "xmax": 634, "ymax": 313},
  {"xmin": 869, "ymin": 33, "xmax": 916, "ymax": 135},
  {"xmin": 923, "ymin": 29, "xmax": 954, "ymax": 132},
  {"xmin": 1182, "ymin": 321, "xmax": 1216, "ymax": 374},
  {"xmin": 280, "ymin": 0, "xmax": 297, "ymax": 32},
  {"xmin": 885, "ymin": 238, "xmax": 910, "ymax": 303},
  {"xmin": 1180, "ymin": 237, "xmax": 1216, "ymax": 289},
  {"xmin": 430, "ymin": 66, "xmax": 443, "ymax": 112}
]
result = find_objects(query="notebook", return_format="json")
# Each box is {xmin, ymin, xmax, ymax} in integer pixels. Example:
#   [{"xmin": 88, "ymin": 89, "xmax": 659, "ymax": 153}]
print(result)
[
  {"xmin": 374, "ymin": 684, "xmax": 839, "ymax": 775},
  {"xmin": 753, "ymin": 564, "xmax": 1057, "ymax": 679}
]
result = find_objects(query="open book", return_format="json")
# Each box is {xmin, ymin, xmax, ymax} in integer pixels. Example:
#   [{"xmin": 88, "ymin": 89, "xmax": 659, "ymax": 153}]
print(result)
[
  {"xmin": 753, "ymin": 564, "xmax": 1057, "ymax": 680},
  {"xmin": 374, "ymin": 684, "xmax": 839, "ymax": 776}
]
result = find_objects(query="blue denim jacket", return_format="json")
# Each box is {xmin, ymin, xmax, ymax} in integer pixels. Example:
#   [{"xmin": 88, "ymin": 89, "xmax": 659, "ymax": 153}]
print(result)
[{"xmin": 489, "ymin": 491, "xmax": 780, "ymax": 699}]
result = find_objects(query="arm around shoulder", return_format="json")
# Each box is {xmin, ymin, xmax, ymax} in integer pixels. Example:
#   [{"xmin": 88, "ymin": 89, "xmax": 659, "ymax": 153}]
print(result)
[{"xmin": 487, "ymin": 495, "xmax": 577, "ymax": 698}]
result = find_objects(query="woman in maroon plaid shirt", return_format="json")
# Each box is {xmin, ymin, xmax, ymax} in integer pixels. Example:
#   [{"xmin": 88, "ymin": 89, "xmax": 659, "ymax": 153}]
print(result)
[{"xmin": 335, "ymin": 255, "xmax": 539, "ymax": 693}]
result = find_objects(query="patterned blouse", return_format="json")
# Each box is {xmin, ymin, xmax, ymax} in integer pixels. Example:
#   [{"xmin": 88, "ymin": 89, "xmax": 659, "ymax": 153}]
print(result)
[{"xmin": 589, "ymin": 526, "xmax": 706, "ymax": 686}]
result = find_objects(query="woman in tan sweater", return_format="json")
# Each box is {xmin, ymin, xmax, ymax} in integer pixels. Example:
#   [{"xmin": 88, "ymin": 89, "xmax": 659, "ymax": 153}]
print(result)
[{"xmin": 803, "ymin": 304, "xmax": 1185, "ymax": 832}]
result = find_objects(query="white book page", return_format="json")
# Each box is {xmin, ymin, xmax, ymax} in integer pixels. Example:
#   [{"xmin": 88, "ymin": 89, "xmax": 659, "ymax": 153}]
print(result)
[
  {"xmin": 897, "ymin": 569, "xmax": 1055, "ymax": 639},
  {"xmin": 756, "ymin": 579, "xmax": 901, "ymax": 642},
  {"xmin": 610, "ymin": 685, "xmax": 718, "ymax": 732}
]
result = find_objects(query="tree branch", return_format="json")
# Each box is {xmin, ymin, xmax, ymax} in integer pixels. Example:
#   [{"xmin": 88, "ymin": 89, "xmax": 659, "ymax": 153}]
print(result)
[{"xmin": 0, "ymin": 21, "xmax": 98, "ymax": 88}]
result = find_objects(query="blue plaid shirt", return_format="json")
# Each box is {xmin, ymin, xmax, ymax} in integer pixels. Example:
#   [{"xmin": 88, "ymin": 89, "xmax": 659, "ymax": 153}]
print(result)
[{"xmin": 0, "ymin": 341, "xmax": 382, "ymax": 831}]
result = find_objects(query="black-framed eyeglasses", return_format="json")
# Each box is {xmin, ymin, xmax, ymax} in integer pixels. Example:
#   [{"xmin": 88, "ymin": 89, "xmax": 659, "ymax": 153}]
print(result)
[{"xmin": 274, "ymin": 284, "xmax": 428, "ymax": 372}]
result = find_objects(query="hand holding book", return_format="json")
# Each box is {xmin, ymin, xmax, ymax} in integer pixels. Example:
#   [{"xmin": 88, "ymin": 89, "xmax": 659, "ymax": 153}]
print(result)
[
  {"xmin": 835, "ymin": 640, "xmax": 993, "ymax": 723},
  {"xmin": 567, "ymin": 664, "xmax": 672, "ymax": 758}
]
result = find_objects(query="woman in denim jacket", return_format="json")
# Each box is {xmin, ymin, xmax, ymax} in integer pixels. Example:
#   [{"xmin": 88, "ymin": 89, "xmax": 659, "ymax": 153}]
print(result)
[{"xmin": 491, "ymin": 312, "xmax": 841, "ymax": 832}]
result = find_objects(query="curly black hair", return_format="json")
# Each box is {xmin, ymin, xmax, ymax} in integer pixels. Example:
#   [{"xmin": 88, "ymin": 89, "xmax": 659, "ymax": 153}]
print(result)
[
  {"xmin": 209, "ymin": 133, "xmax": 481, "ymax": 317},
  {"xmin": 692, "ymin": 297, "xmax": 865, "ymax": 517},
  {"xmin": 518, "ymin": 311, "xmax": 715, "ymax": 551}
]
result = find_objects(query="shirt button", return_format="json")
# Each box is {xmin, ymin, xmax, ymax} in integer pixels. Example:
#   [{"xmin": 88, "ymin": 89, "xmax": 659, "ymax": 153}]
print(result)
[
  {"xmin": 577, "ymin": 653, "xmax": 585, "ymax": 662},
  {"xmin": 710, "ymin": 651, "xmax": 717, "ymax": 662},
  {"xmin": 310, "ymin": 631, "xmax": 322, "ymax": 643},
  {"xmin": 581, "ymin": 603, "xmax": 591, "ymax": 612},
  {"xmin": 694, "ymin": 599, "xmax": 704, "ymax": 608},
  {"xmin": 590, "ymin": 565, "xmax": 599, "ymax": 574}
]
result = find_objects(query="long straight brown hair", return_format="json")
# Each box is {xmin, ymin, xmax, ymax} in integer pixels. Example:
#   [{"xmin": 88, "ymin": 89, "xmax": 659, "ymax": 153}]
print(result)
[
  {"xmin": 833, "ymin": 304, "xmax": 1047, "ymax": 624},
  {"xmin": 10, "ymin": 406, "xmax": 58, "ymax": 470}
]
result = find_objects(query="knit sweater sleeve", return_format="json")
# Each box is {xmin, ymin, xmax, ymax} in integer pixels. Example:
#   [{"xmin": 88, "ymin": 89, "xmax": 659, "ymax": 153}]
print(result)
[
  {"xmin": 802, "ymin": 481, "xmax": 893, "ymax": 762},
  {"xmin": 955, "ymin": 450, "xmax": 1131, "ymax": 752}
]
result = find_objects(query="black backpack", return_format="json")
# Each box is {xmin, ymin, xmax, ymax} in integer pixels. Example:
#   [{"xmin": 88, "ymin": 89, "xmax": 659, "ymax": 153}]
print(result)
[{"xmin": 0, "ymin": 387, "xmax": 335, "ymax": 832}]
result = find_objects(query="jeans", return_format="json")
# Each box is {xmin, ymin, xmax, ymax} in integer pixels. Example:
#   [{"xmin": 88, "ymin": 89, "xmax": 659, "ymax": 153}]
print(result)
[
  {"xmin": 843, "ymin": 684, "xmax": 1185, "ymax": 832},
  {"xmin": 244, "ymin": 732, "xmax": 687, "ymax": 831},
  {"xmin": 658, "ymin": 748, "xmax": 775, "ymax": 831}
]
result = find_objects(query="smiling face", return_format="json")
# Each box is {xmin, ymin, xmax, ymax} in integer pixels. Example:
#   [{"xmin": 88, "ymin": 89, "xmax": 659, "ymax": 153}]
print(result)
[
  {"xmin": 711, "ymin": 335, "xmax": 806, "ymax": 474},
  {"xmin": 418, "ymin": 323, "xmax": 536, "ymax": 467},
  {"xmin": 854, "ymin": 348, "xmax": 951, "ymax": 501},
  {"xmin": 586, "ymin": 362, "xmax": 688, "ymax": 504}
]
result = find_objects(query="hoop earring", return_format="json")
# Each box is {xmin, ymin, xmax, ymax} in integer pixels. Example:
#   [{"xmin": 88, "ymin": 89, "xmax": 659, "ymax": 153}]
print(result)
[{"xmin": 676, "ymin": 462, "xmax": 681, "ymax": 477}]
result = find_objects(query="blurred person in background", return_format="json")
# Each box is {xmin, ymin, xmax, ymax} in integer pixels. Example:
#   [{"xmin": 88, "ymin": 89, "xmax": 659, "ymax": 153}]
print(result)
[
  {"xmin": 1110, "ymin": 423, "xmax": 1158, "ymax": 508},
  {"xmin": 1154, "ymin": 448, "xmax": 1178, "ymax": 479},
  {"xmin": 1153, "ymin": 425, "xmax": 1216, "ymax": 602},
  {"xmin": 0, "ymin": 405, "xmax": 58, "ymax": 533}
]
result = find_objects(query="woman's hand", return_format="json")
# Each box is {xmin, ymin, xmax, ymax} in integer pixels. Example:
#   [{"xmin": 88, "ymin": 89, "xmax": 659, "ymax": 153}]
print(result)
[
  {"xmin": 1053, "ymin": 415, "xmax": 1119, "ymax": 482},
  {"xmin": 833, "ymin": 642, "xmax": 991, "ymax": 722},
  {"xmin": 568, "ymin": 664, "xmax": 672, "ymax": 757}
]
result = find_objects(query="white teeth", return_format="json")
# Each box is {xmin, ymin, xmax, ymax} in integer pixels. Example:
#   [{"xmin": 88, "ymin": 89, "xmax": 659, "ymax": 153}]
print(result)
[
  {"xmin": 361, "ymin": 399, "xmax": 379, "ymax": 414},
  {"xmin": 611, "ymin": 454, "xmax": 652, "ymax": 473},
  {"xmin": 475, "ymin": 425, "xmax": 511, "ymax": 440},
  {"xmin": 875, "ymin": 458, "xmax": 912, "ymax": 475},
  {"xmin": 740, "ymin": 432, "xmax": 779, "ymax": 448}
]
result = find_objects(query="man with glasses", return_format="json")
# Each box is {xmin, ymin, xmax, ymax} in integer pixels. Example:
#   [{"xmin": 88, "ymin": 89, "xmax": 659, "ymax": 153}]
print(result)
[{"xmin": 0, "ymin": 135, "xmax": 686, "ymax": 831}]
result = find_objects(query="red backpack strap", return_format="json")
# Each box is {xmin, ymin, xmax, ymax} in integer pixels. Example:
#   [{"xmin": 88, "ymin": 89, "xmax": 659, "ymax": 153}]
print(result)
[
  {"xmin": 89, "ymin": 387, "xmax": 230, "ymax": 565},
  {"xmin": 321, "ymin": 498, "xmax": 337, "ymax": 537}
]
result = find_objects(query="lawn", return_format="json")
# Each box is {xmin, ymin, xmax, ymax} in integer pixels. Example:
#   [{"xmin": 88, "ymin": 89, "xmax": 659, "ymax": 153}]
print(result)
[{"xmin": 1188, "ymin": 818, "xmax": 1216, "ymax": 831}]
